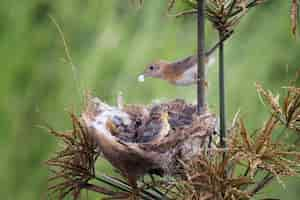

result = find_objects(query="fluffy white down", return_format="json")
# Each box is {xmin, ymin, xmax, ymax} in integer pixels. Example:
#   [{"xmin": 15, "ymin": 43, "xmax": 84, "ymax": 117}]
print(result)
[{"xmin": 91, "ymin": 103, "xmax": 131, "ymax": 138}]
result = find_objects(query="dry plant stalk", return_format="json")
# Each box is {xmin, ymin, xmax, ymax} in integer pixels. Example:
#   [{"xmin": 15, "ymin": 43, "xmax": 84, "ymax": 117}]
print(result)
[
  {"xmin": 166, "ymin": 0, "xmax": 270, "ymax": 32},
  {"xmin": 46, "ymin": 114, "xmax": 118, "ymax": 199},
  {"xmin": 176, "ymin": 153, "xmax": 253, "ymax": 200},
  {"xmin": 154, "ymin": 81, "xmax": 300, "ymax": 200},
  {"xmin": 291, "ymin": 0, "xmax": 299, "ymax": 37},
  {"xmin": 229, "ymin": 116, "xmax": 300, "ymax": 185},
  {"xmin": 257, "ymin": 82, "xmax": 300, "ymax": 132},
  {"xmin": 46, "ymin": 1, "xmax": 300, "ymax": 199},
  {"xmin": 132, "ymin": 0, "xmax": 270, "ymax": 32},
  {"xmin": 46, "ymin": 98, "xmax": 217, "ymax": 199},
  {"xmin": 46, "ymin": 80, "xmax": 300, "ymax": 199},
  {"xmin": 82, "ymin": 97, "xmax": 216, "ymax": 182}
]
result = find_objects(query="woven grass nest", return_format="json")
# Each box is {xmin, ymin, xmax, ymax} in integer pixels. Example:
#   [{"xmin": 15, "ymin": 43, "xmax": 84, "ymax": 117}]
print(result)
[{"xmin": 81, "ymin": 96, "xmax": 217, "ymax": 186}]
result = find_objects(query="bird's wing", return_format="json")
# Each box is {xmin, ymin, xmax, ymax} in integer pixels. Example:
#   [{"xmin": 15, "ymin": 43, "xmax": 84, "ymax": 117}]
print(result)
[
  {"xmin": 171, "ymin": 54, "xmax": 215, "ymax": 76},
  {"xmin": 171, "ymin": 55, "xmax": 197, "ymax": 75}
]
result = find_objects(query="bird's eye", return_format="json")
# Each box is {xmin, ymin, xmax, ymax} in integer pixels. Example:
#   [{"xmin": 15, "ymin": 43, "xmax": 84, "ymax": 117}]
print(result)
[{"xmin": 149, "ymin": 65, "xmax": 154, "ymax": 70}]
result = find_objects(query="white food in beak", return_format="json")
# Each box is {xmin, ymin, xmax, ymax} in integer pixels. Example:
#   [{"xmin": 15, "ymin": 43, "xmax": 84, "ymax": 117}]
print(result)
[{"xmin": 138, "ymin": 74, "xmax": 145, "ymax": 82}]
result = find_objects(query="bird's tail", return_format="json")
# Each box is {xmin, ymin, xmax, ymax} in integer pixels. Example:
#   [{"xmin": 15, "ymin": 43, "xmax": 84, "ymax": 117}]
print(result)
[
  {"xmin": 205, "ymin": 54, "xmax": 216, "ymax": 76},
  {"xmin": 207, "ymin": 55, "xmax": 216, "ymax": 67}
]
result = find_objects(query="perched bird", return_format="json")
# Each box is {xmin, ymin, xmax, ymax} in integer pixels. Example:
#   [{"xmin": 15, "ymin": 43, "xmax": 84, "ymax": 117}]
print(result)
[
  {"xmin": 138, "ymin": 54, "xmax": 214, "ymax": 86},
  {"xmin": 138, "ymin": 32, "xmax": 232, "ymax": 86}
]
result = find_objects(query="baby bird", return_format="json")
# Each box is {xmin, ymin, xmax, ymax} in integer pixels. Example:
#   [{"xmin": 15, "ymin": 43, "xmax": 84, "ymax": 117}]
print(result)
[{"xmin": 138, "ymin": 55, "xmax": 214, "ymax": 86}]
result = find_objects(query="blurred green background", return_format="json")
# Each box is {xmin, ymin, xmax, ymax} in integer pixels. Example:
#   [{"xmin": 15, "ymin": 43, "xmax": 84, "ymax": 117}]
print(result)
[{"xmin": 1, "ymin": 0, "xmax": 300, "ymax": 199}]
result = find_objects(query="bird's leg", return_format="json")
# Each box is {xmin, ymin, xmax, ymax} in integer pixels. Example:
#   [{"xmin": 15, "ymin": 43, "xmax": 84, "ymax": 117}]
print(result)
[
  {"xmin": 205, "ymin": 30, "xmax": 234, "ymax": 56},
  {"xmin": 150, "ymin": 174, "xmax": 156, "ymax": 185}
]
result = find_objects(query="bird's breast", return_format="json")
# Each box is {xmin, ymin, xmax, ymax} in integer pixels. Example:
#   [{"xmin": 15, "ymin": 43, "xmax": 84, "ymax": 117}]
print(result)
[{"xmin": 173, "ymin": 64, "xmax": 197, "ymax": 86}]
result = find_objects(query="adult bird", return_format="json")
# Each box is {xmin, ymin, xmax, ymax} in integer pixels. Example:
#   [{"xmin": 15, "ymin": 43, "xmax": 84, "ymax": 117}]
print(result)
[
  {"xmin": 138, "ymin": 32, "xmax": 232, "ymax": 86},
  {"xmin": 138, "ymin": 54, "xmax": 213, "ymax": 86}
]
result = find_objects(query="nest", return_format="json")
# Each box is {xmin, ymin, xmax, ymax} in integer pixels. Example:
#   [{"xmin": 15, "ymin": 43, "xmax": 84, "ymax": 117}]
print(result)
[
  {"xmin": 82, "ymin": 97, "xmax": 217, "ymax": 185},
  {"xmin": 46, "ymin": 84, "xmax": 300, "ymax": 199}
]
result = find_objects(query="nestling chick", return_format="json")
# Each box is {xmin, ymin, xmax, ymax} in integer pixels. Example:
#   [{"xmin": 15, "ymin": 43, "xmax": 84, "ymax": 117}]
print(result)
[
  {"xmin": 158, "ymin": 112, "xmax": 170, "ymax": 138},
  {"xmin": 138, "ymin": 54, "xmax": 214, "ymax": 86}
]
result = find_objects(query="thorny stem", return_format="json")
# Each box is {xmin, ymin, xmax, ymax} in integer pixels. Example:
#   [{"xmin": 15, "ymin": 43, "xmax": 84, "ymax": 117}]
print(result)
[{"xmin": 197, "ymin": 0, "xmax": 206, "ymax": 114}]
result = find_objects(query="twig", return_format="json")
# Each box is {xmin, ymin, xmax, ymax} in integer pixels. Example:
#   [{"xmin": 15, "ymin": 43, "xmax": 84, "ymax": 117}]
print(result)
[
  {"xmin": 94, "ymin": 175, "xmax": 132, "ymax": 193},
  {"xmin": 173, "ymin": 9, "xmax": 198, "ymax": 17},
  {"xmin": 48, "ymin": 15, "xmax": 82, "ymax": 100},
  {"xmin": 229, "ymin": 0, "xmax": 261, "ymax": 18},
  {"xmin": 82, "ymin": 183, "xmax": 117, "ymax": 196},
  {"xmin": 95, "ymin": 175, "xmax": 165, "ymax": 200},
  {"xmin": 250, "ymin": 172, "xmax": 274, "ymax": 195},
  {"xmin": 227, "ymin": 0, "xmax": 237, "ymax": 19}
]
